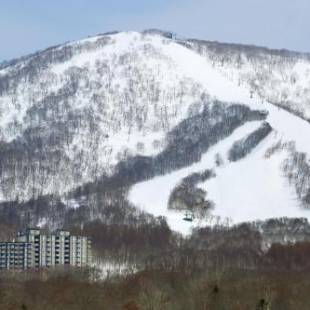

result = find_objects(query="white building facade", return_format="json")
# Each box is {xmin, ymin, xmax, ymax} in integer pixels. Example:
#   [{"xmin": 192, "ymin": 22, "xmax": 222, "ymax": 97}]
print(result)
[{"xmin": 0, "ymin": 228, "xmax": 92, "ymax": 270}]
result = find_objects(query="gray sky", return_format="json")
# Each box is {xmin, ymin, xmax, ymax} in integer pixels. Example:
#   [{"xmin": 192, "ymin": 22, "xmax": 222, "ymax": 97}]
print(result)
[{"xmin": 1, "ymin": 0, "xmax": 310, "ymax": 62}]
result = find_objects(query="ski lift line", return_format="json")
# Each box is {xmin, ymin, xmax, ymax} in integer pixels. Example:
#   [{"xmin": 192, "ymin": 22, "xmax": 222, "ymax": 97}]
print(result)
[{"xmin": 181, "ymin": 211, "xmax": 233, "ymax": 227}]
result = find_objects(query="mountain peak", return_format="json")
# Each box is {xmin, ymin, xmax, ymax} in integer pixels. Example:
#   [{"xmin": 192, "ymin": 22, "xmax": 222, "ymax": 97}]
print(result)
[{"xmin": 1, "ymin": 30, "xmax": 310, "ymax": 234}]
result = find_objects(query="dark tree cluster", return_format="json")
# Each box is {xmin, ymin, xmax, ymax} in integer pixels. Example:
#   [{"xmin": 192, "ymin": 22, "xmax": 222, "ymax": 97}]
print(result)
[{"xmin": 228, "ymin": 122, "xmax": 272, "ymax": 162}]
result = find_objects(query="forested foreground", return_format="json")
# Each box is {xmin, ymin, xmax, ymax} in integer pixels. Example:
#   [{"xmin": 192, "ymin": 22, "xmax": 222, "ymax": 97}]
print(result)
[
  {"xmin": 2, "ymin": 241, "xmax": 310, "ymax": 309},
  {"xmin": 0, "ymin": 269, "xmax": 310, "ymax": 309}
]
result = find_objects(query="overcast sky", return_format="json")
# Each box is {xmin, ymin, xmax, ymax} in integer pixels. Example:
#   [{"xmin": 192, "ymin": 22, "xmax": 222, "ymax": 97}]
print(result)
[{"xmin": 1, "ymin": 0, "xmax": 310, "ymax": 61}]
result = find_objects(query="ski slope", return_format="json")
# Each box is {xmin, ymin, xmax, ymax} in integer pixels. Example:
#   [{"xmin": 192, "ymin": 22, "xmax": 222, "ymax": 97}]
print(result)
[
  {"xmin": 129, "ymin": 121, "xmax": 264, "ymax": 234},
  {"xmin": 129, "ymin": 37, "xmax": 310, "ymax": 234},
  {"xmin": 129, "ymin": 119, "xmax": 310, "ymax": 235}
]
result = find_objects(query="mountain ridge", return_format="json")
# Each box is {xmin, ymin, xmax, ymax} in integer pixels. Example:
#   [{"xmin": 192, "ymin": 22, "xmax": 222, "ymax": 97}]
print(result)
[{"xmin": 2, "ymin": 28, "xmax": 310, "ymax": 71}]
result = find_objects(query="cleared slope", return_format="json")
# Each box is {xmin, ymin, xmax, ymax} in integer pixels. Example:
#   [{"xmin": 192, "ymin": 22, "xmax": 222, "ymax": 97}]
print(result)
[
  {"xmin": 128, "ymin": 121, "xmax": 265, "ymax": 234},
  {"xmin": 128, "ymin": 36, "xmax": 310, "ymax": 234}
]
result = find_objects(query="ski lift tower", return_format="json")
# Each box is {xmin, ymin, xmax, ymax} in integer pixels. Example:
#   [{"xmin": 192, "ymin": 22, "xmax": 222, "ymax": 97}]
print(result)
[{"xmin": 183, "ymin": 211, "xmax": 194, "ymax": 222}]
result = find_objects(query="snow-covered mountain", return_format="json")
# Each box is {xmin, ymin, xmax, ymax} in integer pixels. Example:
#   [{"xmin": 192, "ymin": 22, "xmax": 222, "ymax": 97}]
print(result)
[{"xmin": 1, "ymin": 29, "xmax": 310, "ymax": 234}]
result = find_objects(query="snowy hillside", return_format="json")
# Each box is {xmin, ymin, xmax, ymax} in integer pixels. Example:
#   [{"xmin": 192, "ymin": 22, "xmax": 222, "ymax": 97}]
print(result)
[
  {"xmin": 1, "ymin": 30, "xmax": 310, "ymax": 234},
  {"xmin": 188, "ymin": 39, "xmax": 310, "ymax": 120}
]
